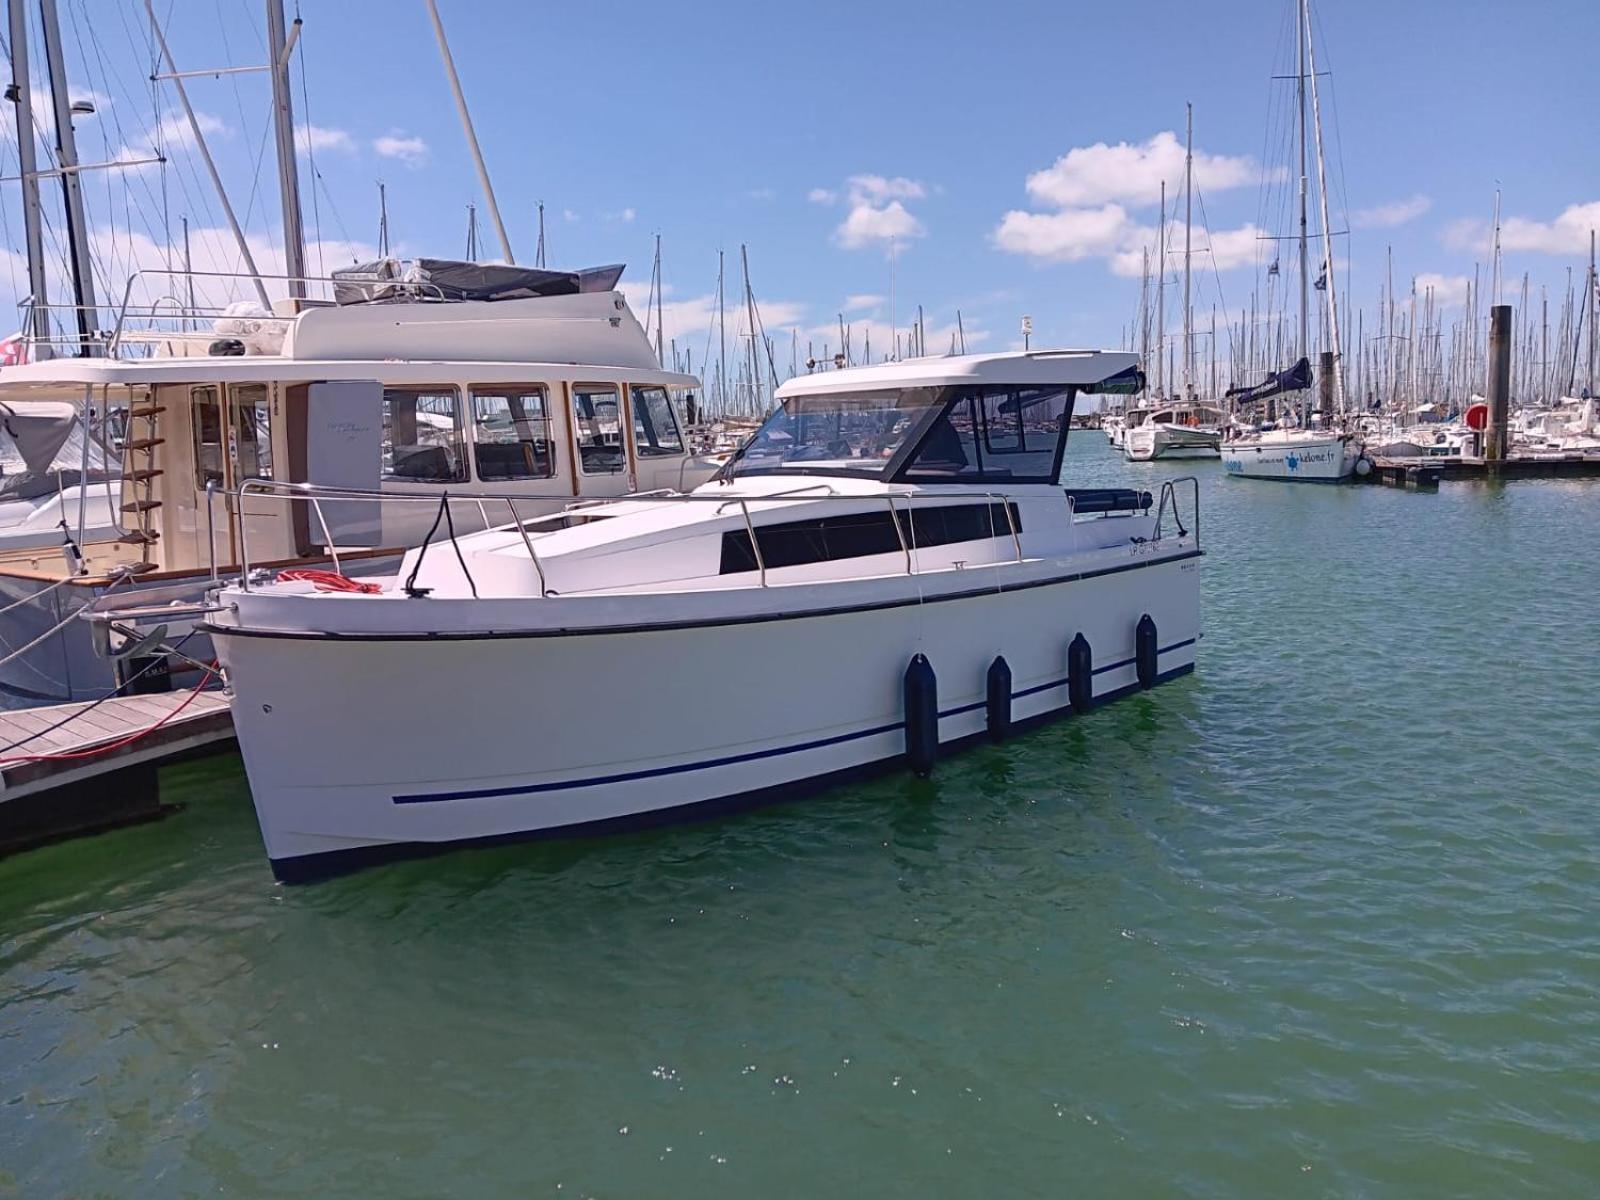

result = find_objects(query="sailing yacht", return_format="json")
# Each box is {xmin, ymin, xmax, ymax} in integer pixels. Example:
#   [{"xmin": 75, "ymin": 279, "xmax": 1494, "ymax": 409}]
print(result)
[
  {"xmin": 1125, "ymin": 106, "xmax": 1222, "ymax": 463},
  {"xmin": 189, "ymin": 349, "xmax": 1203, "ymax": 879},
  {"xmin": 1220, "ymin": 0, "xmax": 1360, "ymax": 483}
]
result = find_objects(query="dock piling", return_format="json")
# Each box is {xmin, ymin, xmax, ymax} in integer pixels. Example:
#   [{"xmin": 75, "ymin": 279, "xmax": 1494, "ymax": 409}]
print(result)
[{"xmin": 1486, "ymin": 304, "xmax": 1511, "ymax": 463}]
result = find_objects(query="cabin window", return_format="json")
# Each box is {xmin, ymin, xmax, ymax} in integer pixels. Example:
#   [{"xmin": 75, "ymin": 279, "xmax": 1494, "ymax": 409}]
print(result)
[
  {"xmin": 899, "ymin": 395, "xmax": 984, "ymax": 481},
  {"xmin": 382, "ymin": 387, "xmax": 466, "ymax": 483},
  {"xmin": 571, "ymin": 384, "xmax": 625, "ymax": 475},
  {"xmin": 193, "ymin": 386, "xmax": 223, "ymax": 487},
  {"xmin": 471, "ymin": 387, "xmax": 555, "ymax": 480},
  {"xmin": 900, "ymin": 386, "xmax": 1071, "ymax": 484},
  {"xmin": 722, "ymin": 388, "xmax": 942, "ymax": 479},
  {"xmin": 630, "ymin": 385, "xmax": 683, "ymax": 457},
  {"xmin": 232, "ymin": 384, "xmax": 273, "ymax": 481},
  {"xmin": 719, "ymin": 501, "xmax": 1020, "ymax": 574}
]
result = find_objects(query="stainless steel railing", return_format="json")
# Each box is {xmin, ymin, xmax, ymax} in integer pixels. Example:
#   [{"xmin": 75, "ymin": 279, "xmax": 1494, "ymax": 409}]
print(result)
[{"xmin": 232, "ymin": 477, "xmax": 1185, "ymax": 598}]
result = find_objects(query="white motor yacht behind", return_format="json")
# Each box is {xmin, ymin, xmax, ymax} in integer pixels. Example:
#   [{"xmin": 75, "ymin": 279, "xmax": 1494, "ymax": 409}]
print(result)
[{"xmin": 192, "ymin": 349, "xmax": 1204, "ymax": 880}]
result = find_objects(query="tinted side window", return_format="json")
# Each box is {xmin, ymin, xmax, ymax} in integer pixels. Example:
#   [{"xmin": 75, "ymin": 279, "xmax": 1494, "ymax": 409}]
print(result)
[
  {"xmin": 382, "ymin": 388, "xmax": 466, "ymax": 483},
  {"xmin": 720, "ymin": 502, "xmax": 1019, "ymax": 575},
  {"xmin": 631, "ymin": 385, "xmax": 683, "ymax": 457},
  {"xmin": 977, "ymin": 388, "xmax": 1069, "ymax": 479},
  {"xmin": 472, "ymin": 387, "xmax": 554, "ymax": 480},
  {"xmin": 901, "ymin": 395, "xmax": 982, "ymax": 480},
  {"xmin": 572, "ymin": 385, "xmax": 625, "ymax": 475}
]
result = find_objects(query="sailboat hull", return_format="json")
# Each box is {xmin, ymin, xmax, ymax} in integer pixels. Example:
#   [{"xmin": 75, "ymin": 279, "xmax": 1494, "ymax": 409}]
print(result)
[{"xmin": 1221, "ymin": 433, "xmax": 1356, "ymax": 482}]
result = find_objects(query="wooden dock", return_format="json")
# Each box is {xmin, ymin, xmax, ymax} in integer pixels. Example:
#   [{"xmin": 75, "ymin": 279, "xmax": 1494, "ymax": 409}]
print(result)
[
  {"xmin": 0, "ymin": 689, "xmax": 235, "ymax": 854},
  {"xmin": 1361, "ymin": 452, "xmax": 1600, "ymax": 488}
]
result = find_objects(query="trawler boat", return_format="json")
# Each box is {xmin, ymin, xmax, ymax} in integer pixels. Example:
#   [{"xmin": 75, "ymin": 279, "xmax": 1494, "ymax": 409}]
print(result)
[
  {"xmin": 0, "ymin": 261, "xmax": 719, "ymax": 703},
  {"xmin": 1123, "ymin": 399, "xmax": 1224, "ymax": 461},
  {"xmin": 197, "ymin": 349, "xmax": 1203, "ymax": 880}
]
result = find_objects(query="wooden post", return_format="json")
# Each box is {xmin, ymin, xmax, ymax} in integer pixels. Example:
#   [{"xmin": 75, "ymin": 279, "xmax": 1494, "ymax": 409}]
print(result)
[{"xmin": 1486, "ymin": 303, "xmax": 1511, "ymax": 462}]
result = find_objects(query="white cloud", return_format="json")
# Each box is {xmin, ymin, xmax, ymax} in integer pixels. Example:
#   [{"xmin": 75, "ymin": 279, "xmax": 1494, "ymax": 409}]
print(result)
[
  {"xmin": 373, "ymin": 132, "xmax": 427, "ymax": 165},
  {"xmin": 1024, "ymin": 131, "xmax": 1260, "ymax": 209},
  {"xmin": 994, "ymin": 204, "xmax": 1135, "ymax": 264},
  {"xmin": 1413, "ymin": 272, "xmax": 1471, "ymax": 307},
  {"xmin": 836, "ymin": 199, "xmax": 923, "ymax": 249},
  {"xmin": 846, "ymin": 174, "xmax": 926, "ymax": 203},
  {"xmin": 1444, "ymin": 201, "xmax": 1600, "ymax": 256},
  {"xmin": 843, "ymin": 293, "xmax": 884, "ymax": 312},
  {"xmin": 994, "ymin": 133, "xmax": 1267, "ymax": 276},
  {"xmin": 602, "ymin": 208, "xmax": 636, "ymax": 224},
  {"xmin": 296, "ymin": 124, "xmax": 354, "ymax": 155},
  {"xmin": 811, "ymin": 175, "xmax": 930, "ymax": 250},
  {"xmin": 1353, "ymin": 194, "xmax": 1431, "ymax": 229}
]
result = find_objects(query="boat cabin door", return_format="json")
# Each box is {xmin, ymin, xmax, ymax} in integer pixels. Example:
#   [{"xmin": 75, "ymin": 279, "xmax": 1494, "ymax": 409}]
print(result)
[{"xmin": 193, "ymin": 382, "xmax": 285, "ymax": 567}]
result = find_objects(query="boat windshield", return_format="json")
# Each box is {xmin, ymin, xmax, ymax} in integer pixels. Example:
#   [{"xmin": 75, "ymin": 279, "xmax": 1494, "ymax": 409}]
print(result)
[{"xmin": 723, "ymin": 388, "xmax": 940, "ymax": 478}]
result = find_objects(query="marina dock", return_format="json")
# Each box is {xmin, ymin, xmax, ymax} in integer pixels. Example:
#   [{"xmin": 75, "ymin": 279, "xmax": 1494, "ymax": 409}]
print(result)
[
  {"xmin": 0, "ymin": 690, "xmax": 235, "ymax": 854},
  {"xmin": 1361, "ymin": 452, "xmax": 1600, "ymax": 489}
]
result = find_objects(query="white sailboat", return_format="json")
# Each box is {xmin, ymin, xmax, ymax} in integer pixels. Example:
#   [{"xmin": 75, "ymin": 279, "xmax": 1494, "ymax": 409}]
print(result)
[
  {"xmin": 1221, "ymin": 0, "xmax": 1360, "ymax": 483},
  {"xmin": 1125, "ymin": 105, "xmax": 1221, "ymax": 462}
]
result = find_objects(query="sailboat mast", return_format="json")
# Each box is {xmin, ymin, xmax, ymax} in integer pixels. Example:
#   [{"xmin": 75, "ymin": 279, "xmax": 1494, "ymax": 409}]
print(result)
[
  {"xmin": 652, "ymin": 233, "xmax": 664, "ymax": 365},
  {"xmin": 1155, "ymin": 181, "xmax": 1166, "ymax": 397},
  {"xmin": 424, "ymin": 0, "xmax": 513, "ymax": 262},
  {"xmin": 535, "ymin": 201, "xmax": 546, "ymax": 268},
  {"xmin": 39, "ymin": 0, "xmax": 98, "ymax": 350},
  {"xmin": 1295, "ymin": 0, "xmax": 1310, "ymax": 366},
  {"xmin": 1589, "ymin": 230, "xmax": 1596, "ymax": 395},
  {"xmin": 1183, "ymin": 102, "xmax": 1194, "ymax": 399},
  {"xmin": 265, "ymin": 0, "xmax": 307, "ymax": 301},
  {"xmin": 742, "ymin": 244, "xmax": 759, "ymax": 411},
  {"xmin": 377, "ymin": 182, "xmax": 390, "ymax": 256},
  {"xmin": 8, "ymin": 0, "xmax": 52, "ymax": 346},
  {"xmin": 716, "ymin": 250, "xmax": 727, "ymax": 414},
  {"xmin": 1302, "ymin": 0, "xmax": 1345, "ymax": 412}
]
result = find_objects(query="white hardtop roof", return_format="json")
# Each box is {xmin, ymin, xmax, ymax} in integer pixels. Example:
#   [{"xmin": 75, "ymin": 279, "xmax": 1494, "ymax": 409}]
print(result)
[
  {"xmin": 0, "ymin": 356, "xmax": 698, "ymax": 394},
  {"xmin": 775, "ymin": 349, "xmax": 1139, "ymax": 399}
]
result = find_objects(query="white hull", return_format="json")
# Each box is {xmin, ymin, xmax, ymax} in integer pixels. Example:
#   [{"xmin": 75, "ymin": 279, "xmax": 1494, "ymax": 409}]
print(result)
[
  {"xmin": 1221, "ymin": 433, "xmax": 1355, "ymax": 482},
  {"xmin": 1125, "ymin": 424, "xmax": 1221, "ymax": 461},
  {"xmin": 213, "ymin": 550, "xmax": 1201, "ymax": 878}
]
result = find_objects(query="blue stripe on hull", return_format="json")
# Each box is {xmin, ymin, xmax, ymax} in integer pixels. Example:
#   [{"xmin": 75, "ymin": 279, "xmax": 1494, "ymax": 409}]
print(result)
[{"xmin": 267, "ymin": 659, "xmax": 1198, "ymax": 883}]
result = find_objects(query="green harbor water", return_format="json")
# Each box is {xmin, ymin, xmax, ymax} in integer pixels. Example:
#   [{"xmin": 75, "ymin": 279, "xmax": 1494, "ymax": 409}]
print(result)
[{"xmin": 3, "ymin": 438, "xmax": 1599, "ymax": 1197}]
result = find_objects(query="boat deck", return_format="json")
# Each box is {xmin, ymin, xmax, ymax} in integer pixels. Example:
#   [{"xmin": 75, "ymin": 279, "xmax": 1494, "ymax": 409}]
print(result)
[{"xmin": 0, "ymin": 689, "xmax": 235, "ymax": 854}]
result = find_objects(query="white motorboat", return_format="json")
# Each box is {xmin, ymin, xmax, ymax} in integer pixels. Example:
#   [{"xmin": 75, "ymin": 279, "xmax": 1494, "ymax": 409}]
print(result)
[
  {"xmin": 195, "ymin": 349, "xmax": 1204, "ymax": 880},
  {"xmin": 1102, "ymin": 411, "xmax": 1126, "ymax": 448},
  {"xmin": 1124, "ymin": 400, "xmax": 1224, "ymax": 461},
  {"xmin": 0, "ymin": 263, "xmax": 722, "ymax": 703},
  {"xmin": 1221, "ymin": 427, "xmax": 1359, "ymax": 481}
]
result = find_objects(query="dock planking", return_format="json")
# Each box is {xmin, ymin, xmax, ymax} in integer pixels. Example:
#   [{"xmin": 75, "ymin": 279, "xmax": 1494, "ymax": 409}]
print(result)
[{"xmin": 0, "ymin": 689, "xmax": 235, "ymax": 855}]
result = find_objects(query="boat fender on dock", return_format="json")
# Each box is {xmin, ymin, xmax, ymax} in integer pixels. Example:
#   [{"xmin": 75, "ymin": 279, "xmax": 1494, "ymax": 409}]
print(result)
[
  {"xmin": 904, "ymin": 654, "xmax": 938, "ymax": 777},
  {"xmin": 1135, "ymin": 615, "xmax": 1158, "ymax": 689},
  {"xmin": 986, "ymin": 656, "xmax": 1012, "ymax": 743},
  {"xmin": 1068, "ymin": 633, "xmax": 1094, "ymax": 714},
  {"xmin": 1354, "ymin": 454, "xmax": 1373, "ymax": 477}
]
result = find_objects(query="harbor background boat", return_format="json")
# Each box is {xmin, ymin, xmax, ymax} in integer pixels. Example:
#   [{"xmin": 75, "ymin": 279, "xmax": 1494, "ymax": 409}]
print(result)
[{"xmin": 4, "ymin": 435, "xmax": 1598, "ymax": 1196}]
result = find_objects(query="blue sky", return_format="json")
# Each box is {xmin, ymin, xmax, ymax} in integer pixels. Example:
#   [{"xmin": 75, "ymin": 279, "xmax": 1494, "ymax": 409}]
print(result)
[{"xmin": 3, "ymin": 0, "xmax": 1597, "ymax": 380}]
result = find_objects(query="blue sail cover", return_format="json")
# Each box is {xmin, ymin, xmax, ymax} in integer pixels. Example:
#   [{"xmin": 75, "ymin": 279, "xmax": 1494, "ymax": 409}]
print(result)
[{"xmin": 1225, "ymin": 356, "xmax": 1312, "ymax": 404}]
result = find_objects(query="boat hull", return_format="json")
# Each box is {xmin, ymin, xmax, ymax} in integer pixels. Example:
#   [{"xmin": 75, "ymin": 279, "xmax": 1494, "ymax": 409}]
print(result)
[
  {"xmin": 1221, "ymin": 434, "xmax": 1355, "ymax": 481},
  {"xmin": 1124, "ymin": 424, "xmax": 1221, "ymax": 461},
  {"xmin": 212, "ymin": 552, "xmax": 1202, "ymax": 879}
]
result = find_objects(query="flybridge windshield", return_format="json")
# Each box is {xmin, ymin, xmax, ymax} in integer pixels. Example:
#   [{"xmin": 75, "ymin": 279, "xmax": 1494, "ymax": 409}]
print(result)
[{"xmin": 724, "ymin": 388, "xmax": 941, "ymax": 478}]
